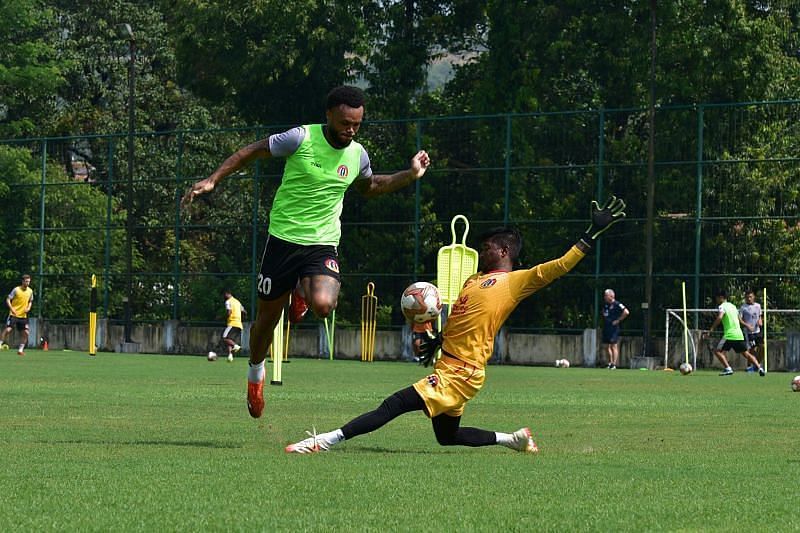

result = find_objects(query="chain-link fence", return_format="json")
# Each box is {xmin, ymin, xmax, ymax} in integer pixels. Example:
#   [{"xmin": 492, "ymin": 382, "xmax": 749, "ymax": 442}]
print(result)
[{"xmin": 3, "ymin": 100, "xmax": 799, "ymax": 334}]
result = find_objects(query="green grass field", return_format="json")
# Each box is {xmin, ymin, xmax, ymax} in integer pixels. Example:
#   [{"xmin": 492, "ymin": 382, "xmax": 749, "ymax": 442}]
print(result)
[{"xmin": 1, "ymin": 350, "xmax": 798, "ymax": 531}]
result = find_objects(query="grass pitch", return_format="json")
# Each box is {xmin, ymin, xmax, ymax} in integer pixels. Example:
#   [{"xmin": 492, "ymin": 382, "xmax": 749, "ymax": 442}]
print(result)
[{"xmin": 1, "ymin": 350, "xmax": 798, "ymax": 531}]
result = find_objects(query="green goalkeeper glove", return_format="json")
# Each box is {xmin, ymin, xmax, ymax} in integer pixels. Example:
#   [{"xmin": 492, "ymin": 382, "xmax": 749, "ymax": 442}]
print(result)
[
  {"xmin": 580, "ymin": 196, "xmax": 626, "ymax": 247},
  {"xmin": 418, "ymin": 330, "xmax": 442, "ymax": 367}
]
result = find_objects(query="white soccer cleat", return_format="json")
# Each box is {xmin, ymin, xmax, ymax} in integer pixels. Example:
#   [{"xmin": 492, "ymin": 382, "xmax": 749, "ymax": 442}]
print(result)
[
  {"xmin": 227, "ymin": 353, "xmax": 234, "ymax": 362},
  {"xmin": 510, "ymin": 427, "xmax": 539, "ymax": 453},
  {"xmin": 285, "ymin": 428, "xmax": 330, "ymax": 454},
  {"xmin": 232, "ymin": 344, "xmax": 241, "ymax": 353}
]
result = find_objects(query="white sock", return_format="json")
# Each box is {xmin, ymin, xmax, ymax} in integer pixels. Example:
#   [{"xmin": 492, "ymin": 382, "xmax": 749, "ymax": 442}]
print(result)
[
  {"xmin": 248, "ymin": 361, "xmax": 265, "ymax": 383},
  {"xmin": 318, "ymin": 429, "xmax": 345, "ymax": 447},
  {"xmin": 19, "ymin": 344, "xmax": 25, "ymax": 351},
  {"xmin": 495, "ymin": 432, "xmax": 514, "ymax": 447}
]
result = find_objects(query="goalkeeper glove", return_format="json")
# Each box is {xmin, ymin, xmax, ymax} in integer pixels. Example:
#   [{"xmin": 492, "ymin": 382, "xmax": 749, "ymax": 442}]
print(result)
[
  {"xmin": 580, "ymin": 196, "xmax": 626, "ymax": 247},
  {"xmin": 418, "ymin": 330, "xmax": 442, "ymax": 367}
]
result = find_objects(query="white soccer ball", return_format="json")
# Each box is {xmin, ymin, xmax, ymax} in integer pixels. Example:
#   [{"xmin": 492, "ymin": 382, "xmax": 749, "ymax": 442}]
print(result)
[
  {"xmin": 401, "ymin": 281, "xmax": 442, "ymax": 324},
  {"xmin": 207, "ymin": 351, "xmax": 218, "ymax": 361},
  {"xmin": 679, "ymin": 362, "xmax": 693, "ymax": 375},
  {"xmin": 791, "ymin": 375, "xmax": 800, "ymax": 392}
]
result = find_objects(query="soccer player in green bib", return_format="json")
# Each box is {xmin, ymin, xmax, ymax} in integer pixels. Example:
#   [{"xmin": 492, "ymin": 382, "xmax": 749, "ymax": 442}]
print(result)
[
  {"xmin": 183, "ymin": 86, "xmax": 431, "ymax": 418},
  {"xmin": 705, "ymin": 289, "xmax": 765, "ymax": 376}
]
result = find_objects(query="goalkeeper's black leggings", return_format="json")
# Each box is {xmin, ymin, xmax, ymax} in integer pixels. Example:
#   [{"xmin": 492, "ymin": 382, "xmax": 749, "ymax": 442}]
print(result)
[{"xmin": 340, "ymin": 386, "xmax": 497, "ymax": 447}]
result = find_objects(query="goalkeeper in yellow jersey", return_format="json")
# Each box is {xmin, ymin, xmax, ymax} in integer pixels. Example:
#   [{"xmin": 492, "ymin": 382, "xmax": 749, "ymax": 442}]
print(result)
[{"xmin": 286, "ymin": 197, "xmax": 626, "ymax": 454}]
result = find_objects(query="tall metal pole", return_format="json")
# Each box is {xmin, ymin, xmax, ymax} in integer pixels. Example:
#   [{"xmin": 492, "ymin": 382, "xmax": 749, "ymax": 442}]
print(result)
[
  {"xmin": 124, "ymin": 26, "xmax": 136, "ymax": 343},
  {"xmin": 642, "ymin": 0, "xmax": 656, "ymax": 356}
]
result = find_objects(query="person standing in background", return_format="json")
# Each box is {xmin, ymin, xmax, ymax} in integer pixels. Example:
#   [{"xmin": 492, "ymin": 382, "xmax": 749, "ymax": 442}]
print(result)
[
  {"xmin": 739, "ymin": 289, "xmax": 763, "ymax": 373},
  {"xmin": 601, "ymin": 289, "xmax": 629, "ymax": 369},
  {"xmin": 1, "ymin": 274, "xmax": 34, "ymax": 356}
]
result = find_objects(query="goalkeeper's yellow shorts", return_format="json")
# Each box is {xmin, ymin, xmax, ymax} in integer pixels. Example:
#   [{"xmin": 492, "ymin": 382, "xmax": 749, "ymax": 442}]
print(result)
[{"xmin": 412, "ymin": 353, "xmax": 485, "ymax": 418}]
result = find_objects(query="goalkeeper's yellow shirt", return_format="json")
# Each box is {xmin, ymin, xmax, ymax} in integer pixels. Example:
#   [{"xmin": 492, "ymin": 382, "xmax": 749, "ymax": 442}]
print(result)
[
  {"xmin": 225, "ymin": 297, "xmax": 243, "ymax": 329},
  {"xmin": 441, "ymin": 246, "xmax": 585, "ymax": 368},
  {"xmin": 8, "ymin": 286, "xmax": 33, "ymax": 318}
]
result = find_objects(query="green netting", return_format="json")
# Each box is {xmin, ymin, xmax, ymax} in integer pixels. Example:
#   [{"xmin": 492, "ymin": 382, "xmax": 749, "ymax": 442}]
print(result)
[{"xmin": 2, "ymin": 101, "xmax": 799, "ymax": 332}]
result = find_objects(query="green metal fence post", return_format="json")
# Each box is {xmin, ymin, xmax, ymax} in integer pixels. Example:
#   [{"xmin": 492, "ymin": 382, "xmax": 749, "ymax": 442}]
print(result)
[
  {"xmin": 251, "ymin": 129, "xmax": 262, "ymax": 318},
  {"xmin": 594, "ymin": 108, "xmax": 606, "ymax": 327},
  {"xmin": 173, "ymin": 132, "xmax": 184, "ymax": 320},
  {"xmin": 414, "ymin": 120, "xmax": 422, "ymax": 278},
  {"xmin": 104, "ymin": 138, "xmax": 114, "ymax": 318},
  {"xmin": 37, "ymin": 139, "xmax": 47, "ymax": 319},
  {"xmin": 694, "ymin": 105, "xmax": 704, "ymax": 323},
  {"xmin": 503, "ymin": 114, "xmax": 512, "ymax": 225}
]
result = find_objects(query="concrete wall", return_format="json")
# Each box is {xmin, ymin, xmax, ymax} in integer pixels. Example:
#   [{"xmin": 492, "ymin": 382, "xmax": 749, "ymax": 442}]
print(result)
[{"xmin": 30, "ymin": 320, "xmax": 799, "ymax": 371}]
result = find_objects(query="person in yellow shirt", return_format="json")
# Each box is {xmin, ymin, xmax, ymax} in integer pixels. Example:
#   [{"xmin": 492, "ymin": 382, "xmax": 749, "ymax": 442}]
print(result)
[
  {"xmin": 2, "ymin": 274, "xmax": 34, "ymax": 356},
  {"xmin": 222, "ymin": 290, "xmax": 246, "ymax": 362},
  {"xmin": 285, "ymin": 197, "xmax": 626, "ymax": 454}
]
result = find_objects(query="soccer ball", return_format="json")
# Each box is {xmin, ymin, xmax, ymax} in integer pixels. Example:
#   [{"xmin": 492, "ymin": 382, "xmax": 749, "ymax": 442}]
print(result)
[
  {"xmin": 679, "ymin": 362, "xmax": 693, "ymax": 375},
  {"xmin": 207, "ymin": 351, "xmax": 218, "ymax": 361},
  {"xmin": 555, "ymin": 359, "xmax": 570, "ymax": 368},
  {"xmin": 791, "ymin": 375, "xmax": 800, "ymax": 392},
  {"xmin": 400, "ymin": 282, "xmax": 442, "ymax": 324}
]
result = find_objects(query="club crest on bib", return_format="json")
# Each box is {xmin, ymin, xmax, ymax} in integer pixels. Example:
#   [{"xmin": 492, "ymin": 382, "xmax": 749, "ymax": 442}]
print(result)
[
  {"xmin": 337, "ymin": 165, "xmax": 349, "ymax": 178},
  {"xmin": 480, "ymin": 278, "xmax": 497, "ymax": 288},
  {"xmin": 426, "ymin": 374, "xmax": 439, "ymax": 387},
  {"xmin": 325, "ymin": 258, "xmax": 340, "ymax": 273}
]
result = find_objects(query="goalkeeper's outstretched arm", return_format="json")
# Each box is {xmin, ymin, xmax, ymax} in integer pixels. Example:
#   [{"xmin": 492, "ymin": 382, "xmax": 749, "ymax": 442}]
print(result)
[{"xmin": 518, "ymin": 196, "xmax": 627, "ymax": 296}]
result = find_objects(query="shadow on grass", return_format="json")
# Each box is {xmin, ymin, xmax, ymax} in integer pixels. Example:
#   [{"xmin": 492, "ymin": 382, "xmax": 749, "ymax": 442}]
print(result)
[
  {"xmin": 341, "ymin": 446, "xmax": 473, "ymax": 455},
  {"xmin": 43, "ymin": 439, "xmax": 242, "ymax": 449}
]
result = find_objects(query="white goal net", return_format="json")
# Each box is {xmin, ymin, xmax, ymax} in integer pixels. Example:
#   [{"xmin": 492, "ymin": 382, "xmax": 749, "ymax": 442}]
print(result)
[{"xmin": 664, "ymin": 308, "xmax": 800, "ymax": 370}]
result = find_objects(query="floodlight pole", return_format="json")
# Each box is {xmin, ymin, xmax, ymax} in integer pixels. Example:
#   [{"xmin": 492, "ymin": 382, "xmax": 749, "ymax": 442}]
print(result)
[
  {"xmin": 121, "ymin": 24, "xmax": 136, "ymax": 343},
  {"xmin": 642, "ymin": 0, "xmax": 657, "ymax": 357}
]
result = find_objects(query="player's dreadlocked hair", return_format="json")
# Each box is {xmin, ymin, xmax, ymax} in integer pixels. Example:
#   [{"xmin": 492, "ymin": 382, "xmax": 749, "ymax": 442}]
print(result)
[
  {"xmin": 326, "ymin": 86, "xmax": 365, "ymax": 110},
  {"xmin": 480, "ymin": 227, "xmax": 523, "ymax": 262}
]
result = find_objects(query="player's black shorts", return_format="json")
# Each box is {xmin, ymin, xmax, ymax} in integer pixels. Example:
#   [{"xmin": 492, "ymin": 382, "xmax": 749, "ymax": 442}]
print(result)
[
  {"xmin": 5, "ymin": 316, "xmax": 28, "ymax": 331},
  {"xmin": 745, "ymin": 331, "xmax": 763, "ymax": 349},
  {"xmin": 222, "ymin": 326, "xmax": 242, "ymax": 343},
  {"xmin": 256, "ymin": 234, "xmax": 341, "ymax": 301},
  {"xmin": 716, "ymin": 338, "xmax": 748, "ymax": 353}
]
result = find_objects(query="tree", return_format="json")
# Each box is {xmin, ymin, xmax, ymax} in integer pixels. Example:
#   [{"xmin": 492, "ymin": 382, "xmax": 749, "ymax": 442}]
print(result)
[
  {"xmin": 0, "ymin": 0, "xmax": 64, "ymax": 137},
  {"xmin": 166, "ymin": 0, "xmax": 371, "ymax": 125}
]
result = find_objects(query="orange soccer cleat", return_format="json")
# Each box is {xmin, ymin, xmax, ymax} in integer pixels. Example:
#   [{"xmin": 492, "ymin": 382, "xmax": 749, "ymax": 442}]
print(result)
[
  {"xmin": 247, "ymin": 377, "xmax": 265, "ymax": 418},
  {"xmin": 288, "ymin": 287, "xmax": 309, "ymax": 324}
]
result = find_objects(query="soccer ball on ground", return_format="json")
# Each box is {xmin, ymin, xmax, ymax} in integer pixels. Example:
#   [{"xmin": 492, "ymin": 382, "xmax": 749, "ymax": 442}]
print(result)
[
  {"xmin": 401, "ymin": 282, "xmax": 442, "ymax": 324},
  {"xmin": 679, "ymin": 362, "xmax": 693, "ymax": 375},
  {"xmin": 555, "ymin": 359, "xmax": 570, "ymax": 368},
  {"xmin": 791, "ymin": 375, "xmax": 800, "ymax": 392},
  {"xmin": 207, "ymin": 351, "xmax": 218, "ymax": 361}
]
